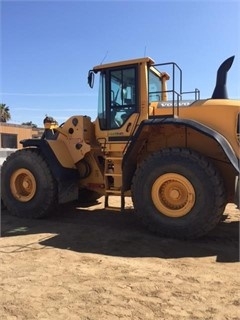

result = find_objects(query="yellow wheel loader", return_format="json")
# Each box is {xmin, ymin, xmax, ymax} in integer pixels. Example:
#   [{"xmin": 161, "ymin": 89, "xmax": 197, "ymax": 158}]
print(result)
[{"xmin": 1, "ymin": 56, "xmax": 239, "ymax": 239}]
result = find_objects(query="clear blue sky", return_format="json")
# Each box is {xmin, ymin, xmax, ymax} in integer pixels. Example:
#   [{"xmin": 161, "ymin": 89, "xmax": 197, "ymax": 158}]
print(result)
[{"xmin": 1, "ymin": 0, "xmax": 239, "ymax": 127}]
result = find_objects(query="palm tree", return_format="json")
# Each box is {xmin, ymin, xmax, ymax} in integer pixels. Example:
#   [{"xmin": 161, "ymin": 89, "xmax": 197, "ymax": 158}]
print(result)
[{"xmin": 0, "ymin": 104, "xmax": 11, "ymax": 122}]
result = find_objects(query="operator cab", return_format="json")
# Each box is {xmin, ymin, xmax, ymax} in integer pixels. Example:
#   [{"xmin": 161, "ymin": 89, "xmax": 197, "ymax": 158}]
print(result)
[
  {"xmin": 91, "ymin": 57, "xmax": 151, "ymax": 131},
  {"xmin": 89, "ymin": 57, "xmax": 170, "ymax": 132},
  {"xmin": 88, "ymin": 58, "xmax": 162, "ymax": 130}
]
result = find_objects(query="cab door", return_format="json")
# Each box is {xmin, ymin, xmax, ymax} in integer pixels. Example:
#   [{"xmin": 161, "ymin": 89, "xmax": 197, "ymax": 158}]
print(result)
[{"xmin": 96, "ymin": 65, "xmax": 139, "ymax": 151}]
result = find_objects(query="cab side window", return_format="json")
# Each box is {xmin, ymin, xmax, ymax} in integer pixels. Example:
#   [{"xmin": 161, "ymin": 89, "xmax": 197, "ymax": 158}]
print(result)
[{"xmin": 149, "ymin": 69, "xmax": 162, "ymax": 102}]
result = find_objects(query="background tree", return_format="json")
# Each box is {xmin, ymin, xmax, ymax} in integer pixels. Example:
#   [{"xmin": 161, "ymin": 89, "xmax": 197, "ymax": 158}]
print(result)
[
  {"xmin": 21, "ymin": 121, "xmax": 38, "ymax": 128},
  {"xmin": 0, "ymin": 104, "xmax": 11, "ymax": 122}
]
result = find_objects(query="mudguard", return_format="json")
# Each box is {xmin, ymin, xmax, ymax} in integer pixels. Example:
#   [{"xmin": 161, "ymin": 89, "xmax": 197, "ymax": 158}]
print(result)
[
  {"xmin": 20, "ymin": 139, "xmax": 79, "ymax": 203},
  {"xmin": 122, "ymin": 117, "xmax": 239, "ymax": 191}
]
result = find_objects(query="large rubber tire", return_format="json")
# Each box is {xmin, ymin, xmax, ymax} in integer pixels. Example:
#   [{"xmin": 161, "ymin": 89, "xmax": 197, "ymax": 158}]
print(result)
[
  {"xmin": 132, "ymin": 148, "xmax": 226, "ymax": 239},
  {"xmin": 1, "ymin": 148, "xmax": 57, "ymax": 218}
]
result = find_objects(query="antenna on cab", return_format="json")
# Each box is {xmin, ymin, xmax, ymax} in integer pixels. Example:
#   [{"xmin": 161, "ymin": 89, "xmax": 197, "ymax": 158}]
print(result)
[{"xmin": 100, "ymin": 50, "xmax": 109, "ymax": 65}]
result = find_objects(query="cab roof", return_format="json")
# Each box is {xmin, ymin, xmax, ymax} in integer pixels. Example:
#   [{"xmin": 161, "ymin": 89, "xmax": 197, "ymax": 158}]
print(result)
[{"xmin": 93, "ymin": 57, "xmax": 155, "ymax": 72}]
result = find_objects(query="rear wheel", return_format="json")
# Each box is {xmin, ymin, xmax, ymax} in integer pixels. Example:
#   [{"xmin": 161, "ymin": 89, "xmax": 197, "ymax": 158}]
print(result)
[
  {"xmin": 132, "ymin": 148, "xmax": 226, "ymax": 239},
  {"xmin": 1, "ymin": 149, "xmax": 57, "ymax": 218}
]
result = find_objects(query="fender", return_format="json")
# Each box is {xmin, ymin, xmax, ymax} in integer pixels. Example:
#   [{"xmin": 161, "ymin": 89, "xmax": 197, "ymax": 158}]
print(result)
[
  {"xmin": 20, "ymin": 139, "xmax": 79, "ymax": 181},
  {"xmin": 20, "ymin": 139, "xmax": 79, "ymax": 203},
  {"xmin": 122, "ymin": 117, "xmax": 239, "ymax": 191}
]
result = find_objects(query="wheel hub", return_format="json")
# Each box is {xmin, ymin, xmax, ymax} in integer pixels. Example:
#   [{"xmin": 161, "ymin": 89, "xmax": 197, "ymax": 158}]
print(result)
[
  {"xmin": 10, "ymin": 169, "xmax": 37, "ymax": 202},
  {"xmin": 170, "ymin": 189, "xmax": 180, "ymax": 200},
  {"xmin": 152, "ymin": 173, "xmax": 195, "ymax": 218}
]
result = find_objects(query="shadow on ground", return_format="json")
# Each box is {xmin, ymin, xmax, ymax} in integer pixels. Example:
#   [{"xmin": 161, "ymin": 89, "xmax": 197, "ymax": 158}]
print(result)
[{"xmin": 1, "ymin": 201, "xmax": 239, "ymax": 263}]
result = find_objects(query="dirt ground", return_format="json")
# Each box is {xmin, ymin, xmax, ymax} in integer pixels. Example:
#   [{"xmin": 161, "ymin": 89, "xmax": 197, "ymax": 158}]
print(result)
[{"xmin": 0, "ymin": 197, "xmax": 239, "ymax": 320}]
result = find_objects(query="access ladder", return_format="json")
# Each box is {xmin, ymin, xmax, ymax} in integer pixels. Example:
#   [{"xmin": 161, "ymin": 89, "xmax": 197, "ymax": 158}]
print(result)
[{"xmin": 104, "ymin": 156, "xmax": 128, "ymax": 211}]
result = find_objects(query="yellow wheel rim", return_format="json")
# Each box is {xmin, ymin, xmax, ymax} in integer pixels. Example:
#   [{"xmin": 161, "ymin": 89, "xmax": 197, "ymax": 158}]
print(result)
[
  {"xmin": 10, "ymin": 169, "xmax": 37, "ymax": 202},
  {"xmin": 151, "ymin": 173, "xmax": 195, "ymax": 218}
]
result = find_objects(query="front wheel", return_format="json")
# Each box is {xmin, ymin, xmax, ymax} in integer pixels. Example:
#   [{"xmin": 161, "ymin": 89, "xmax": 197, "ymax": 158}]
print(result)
[
  {"xmin": 1, "ymin": 149, "xmax": 58, "ymax": 218},
  {"xmin": 132, "ymin": 148, "xmax": 226, "ymax": 239}
]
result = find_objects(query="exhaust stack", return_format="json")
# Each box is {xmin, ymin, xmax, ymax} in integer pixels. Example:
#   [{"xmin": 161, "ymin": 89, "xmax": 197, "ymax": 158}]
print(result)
[{"xmin": 211, "ymin": 56, "xmax": 235, "ymax": 99}]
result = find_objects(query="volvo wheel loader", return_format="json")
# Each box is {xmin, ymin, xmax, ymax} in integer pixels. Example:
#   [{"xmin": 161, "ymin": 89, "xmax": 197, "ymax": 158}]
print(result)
[{"xmin": 1, "ymin": 55, "xmax": 239, "ymax": 239}]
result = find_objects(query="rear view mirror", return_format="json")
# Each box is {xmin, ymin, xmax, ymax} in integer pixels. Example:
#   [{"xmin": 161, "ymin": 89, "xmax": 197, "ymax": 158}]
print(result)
[{"xmin": 88, "ymin": 70, "xmax": 95, "ymax": 88}]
